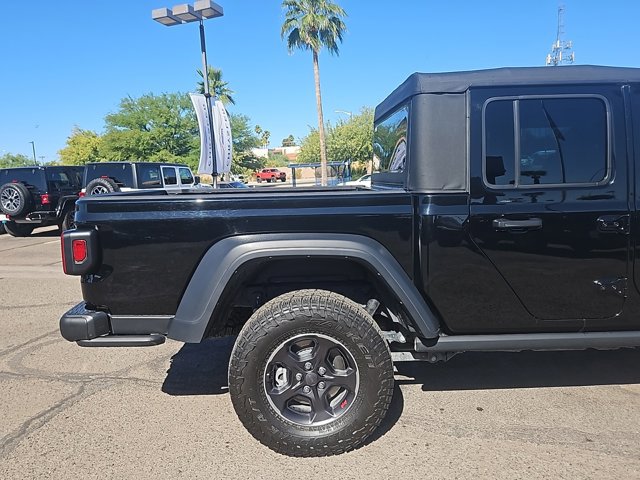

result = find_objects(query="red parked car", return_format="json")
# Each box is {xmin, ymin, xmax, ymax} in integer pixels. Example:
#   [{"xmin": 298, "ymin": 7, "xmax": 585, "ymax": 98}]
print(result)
[{"xmin": 256, "ymin": 168, "xmax": 286, "ymax": 183}]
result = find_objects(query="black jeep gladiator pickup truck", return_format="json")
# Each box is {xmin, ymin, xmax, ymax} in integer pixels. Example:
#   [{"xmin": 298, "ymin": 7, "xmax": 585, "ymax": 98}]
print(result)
[{"xmin": 60, "ymin": 66, "xmax": 640, "ymax": 456}]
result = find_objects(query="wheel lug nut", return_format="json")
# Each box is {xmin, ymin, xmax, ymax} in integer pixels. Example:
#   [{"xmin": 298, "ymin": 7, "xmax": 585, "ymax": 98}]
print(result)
[
  {"xmin": 318, "ymin": 367, "xmax": 326, "ymax": 375},
  {"xmin": 304, "ymin": 362, "xmax": 313, "ymax": 371},
  {"xmin": 318, "ymin": 381, "xmax": 326, "ymax": 390},
  {"xmin": 295, "ymin": 373, "xmax": 303, "ymax": 381},
  {"xmin": 303, "ymin": 386, "xmax": 311, "ymax": 394}
]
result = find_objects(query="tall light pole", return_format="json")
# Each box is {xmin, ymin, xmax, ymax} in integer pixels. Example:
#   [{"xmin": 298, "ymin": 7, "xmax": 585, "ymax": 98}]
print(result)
[
  {"xmin": 29, "ymin": 141, "xmax": 37, "ymax": 165},
  {"xmin": 152, "ymin": 1, "xmax": 224, "ymax": 187}
]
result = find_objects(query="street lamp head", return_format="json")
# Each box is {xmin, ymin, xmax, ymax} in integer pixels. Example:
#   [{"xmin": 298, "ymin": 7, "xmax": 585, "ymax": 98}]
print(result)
[
  {"xmin": 151, "ymin": 7, "xmax": 181, "ymax": 26},
  {"xmin": 194, "ymin": 0, "xmax": 223, "ymax": 19},
  {"xmin": 172, "ymin": 4, "xmax": 202, "ymax": 22}
]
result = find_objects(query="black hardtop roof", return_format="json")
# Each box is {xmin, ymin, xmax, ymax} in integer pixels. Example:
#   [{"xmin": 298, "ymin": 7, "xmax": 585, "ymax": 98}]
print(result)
[
  {"xmin": 375, "ymin": 65, "xmax": 640, "ymax": 122},
  {"xmin": 86, "ymin": 161, "xmax": 189, "ymax": 167},
  {"xmin": 0, "ymin": 166, "xmax": 45, "ymax": 171}
]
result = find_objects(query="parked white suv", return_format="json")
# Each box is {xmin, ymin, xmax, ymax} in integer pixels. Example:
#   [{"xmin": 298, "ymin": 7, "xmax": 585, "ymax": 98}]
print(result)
[{"xmin": 82, "ymin": 162, "xmax": 204, "ymax": 195}]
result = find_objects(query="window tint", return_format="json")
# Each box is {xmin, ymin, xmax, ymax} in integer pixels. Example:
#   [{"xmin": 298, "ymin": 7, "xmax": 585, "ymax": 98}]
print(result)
[
  {"xmin": 484, "ymin": 97, "xmax": 608, "ymax": 187},
  {"xmin": 373, "ymin": 106, "xmax": 408, "ymax": 173},
  {"xmin": 0, "ymin": 168, "xmax": 46, "ymax": 191},
  {"xmin": 162, "ymin": 167, "xmax": 178, "ymax": 186},
  {"xmin": 519, "ymin": 98, "xmax": 607, "ymax": 185},
  {"xmin": 179, "ymin": 167, "xmax": 194, "ymax": 185},
  {"xmin": 85, "ymin": 164, "xmax": 134, "ymax": 187},
  {"xmin": 484, "ymin": 101, "xmax": 515, "ymax": 186},
  {"xmin": 46, "ymin": 170, "xmax": 71, "ymax": 189},
  {"xmin": 136, "ymin": 164, "xmax": 162, "ymax": 188}
]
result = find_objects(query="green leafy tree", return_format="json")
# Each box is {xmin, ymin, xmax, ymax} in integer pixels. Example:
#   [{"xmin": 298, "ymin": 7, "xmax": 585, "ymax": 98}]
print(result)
[
  {"xmin": 230, "ymin": 114, "xmax": 263, "ymax": 175},
  {"xmin": 281, "ymin": 0, "xmax": 347, "ymax": 186},
  {"xmin": 282, "ymin": 134, "xmax": 296, "ymax": 147},
  {"xmin": 297, "ymin": 128, "xmax": 321, "ymax": 164},
  {"xmin": 197, "ymin": 66, "xmax": 236, "ymax": 105},
  {"xmin": 101, "ymin": 93, "xmax": 198, "ymax": 162},
  {"xmin": 297, "ymin": 108, "xmax": 372, "ymax": 174},
  {"xmin": 59, "ymin": 128, "xmax": 103, "ymax": 165},
  {"xmin": 0, "ymin": 153, "xmax": 32, "ymax": 168},
  {"xmin": 266, "ymin": 152, "xmax": 289, "ymax": 167},
  {"xmin": 330, "ymin": 107, "xmax": 373, "ymax": 169},
  {"xmin": 261, "ymin": 130, "xmax": 271, "ymax": 149}
]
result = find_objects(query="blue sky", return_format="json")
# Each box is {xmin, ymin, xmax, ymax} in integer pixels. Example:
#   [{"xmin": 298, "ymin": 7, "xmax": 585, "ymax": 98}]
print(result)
[{"xmin": 1, "ymin": 1, "xmax": 639, "ymax": 163}]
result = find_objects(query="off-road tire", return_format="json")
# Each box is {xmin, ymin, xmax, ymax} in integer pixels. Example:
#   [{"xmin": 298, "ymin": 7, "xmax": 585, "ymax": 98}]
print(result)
[
  {"xmin": 61, "ymin": 209, "xmax": 76, "ymax": 231},
  {"xmin": 229, "ymin": 289, "xmax": 394, "ymax": 457},
  {"xmin": 280, "ymin": 177, "xmax": 286, "ymax": 182},
  {"xmin": 3, "ymin": 221, "xmax": 35, "ymax": 237},
  {"xmin": 0, "ymin": 182, "xmax": 32, "ymax": 216},
  {"xmin": 257, "ymin": 178, "xmax": 262, "ymax": 183},
  {"xmin": 85, "ymin": 177, "xmax": 119, "ymax": 195}
]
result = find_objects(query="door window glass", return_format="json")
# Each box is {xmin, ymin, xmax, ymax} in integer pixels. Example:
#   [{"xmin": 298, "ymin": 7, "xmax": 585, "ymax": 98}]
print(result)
[
  {"xmin": 136, "ymin": 164, "xmax": 162, "ymax": 188},
  {"xmin": 519, "ymin": 98, "xmax": 607, "ymax": 185},
  {"xmin": 179, "ymin": 167, "xmax": 194, "ymax": 185},
  {"xmin": 162, "ymin": 167, "xmax": 178, "ymax": 186},
  {"xmin": 484, "ymin": 101, "xmax": 515, "ymax": 186},
  {"xmin": 484, "ymin": 96, "xmax": 608, "ymax": 187}
]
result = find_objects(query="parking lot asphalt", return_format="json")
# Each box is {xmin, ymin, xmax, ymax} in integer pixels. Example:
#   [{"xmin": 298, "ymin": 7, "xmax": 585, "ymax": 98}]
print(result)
[{"xmin": 1, "ymin": 226, "xmax": 640, "ymax": 479}]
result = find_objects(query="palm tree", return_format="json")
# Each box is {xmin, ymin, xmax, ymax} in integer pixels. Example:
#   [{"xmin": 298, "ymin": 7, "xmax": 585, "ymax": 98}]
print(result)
[
  {"xmin": 196, "ymin": 66, "xmax": 236, "ymax": 106},
  {"xmin": 281, "ymin": 0, "xmax": 346, "ymax": 186}
]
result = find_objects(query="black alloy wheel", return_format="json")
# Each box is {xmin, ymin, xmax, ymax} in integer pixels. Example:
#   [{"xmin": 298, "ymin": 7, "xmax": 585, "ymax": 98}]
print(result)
[
  {"xmin": 229, "ymin": 289, "xmax": 394, "ymax": 457},
  {"xmin": 263, "ymin": 333, "xmax": 359, "ymax": 426}
]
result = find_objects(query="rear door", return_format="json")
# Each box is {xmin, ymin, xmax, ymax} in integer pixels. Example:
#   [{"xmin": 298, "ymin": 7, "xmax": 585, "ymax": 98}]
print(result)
[
  {"xmin": 469, "ymin": 85, "xmax": 630, "ymax": 328},
  {"xmin": 161, "ymin": 166, "xmax": 180, "ymax": 191}
]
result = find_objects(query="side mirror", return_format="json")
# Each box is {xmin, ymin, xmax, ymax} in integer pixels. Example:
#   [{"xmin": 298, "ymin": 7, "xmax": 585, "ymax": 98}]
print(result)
[{"xmin": 194, "ymin": 176, "xmax": 200, "ymax": 185}]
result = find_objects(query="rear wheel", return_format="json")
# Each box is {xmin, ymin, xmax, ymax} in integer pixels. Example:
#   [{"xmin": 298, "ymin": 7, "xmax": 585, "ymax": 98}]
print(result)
[
  {"xmin": 61, "ymin": 210, "xmax": 76, "ymax": 231},
  {"xmin": 3, "ymin": 221, "xmax": 35, "ymax": 237},
  {"xmin": 0, "ymin": 183, "xmax": 32, "ymax": 217},
  {"xmin": 229, "ymin": 290, "xmax": 394, "ymax": 457}
]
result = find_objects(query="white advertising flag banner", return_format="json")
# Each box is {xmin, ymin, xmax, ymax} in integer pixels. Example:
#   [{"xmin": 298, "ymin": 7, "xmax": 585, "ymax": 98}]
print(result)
[
  {"xmin": 190, "ymin": 93, "xmax": 214, "ymax": 175},
  {"xmin": 212, "ymin": 99, "xmax": 233, "ymax": 174}
]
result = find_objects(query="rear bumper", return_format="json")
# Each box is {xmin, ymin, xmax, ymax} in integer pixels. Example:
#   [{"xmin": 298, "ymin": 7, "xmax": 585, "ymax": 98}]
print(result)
[
  {"xmin": 0, "ymin": 211, "xmax": 57, "ymax": 224},
  {"xmin": 60, "ymin": 302, "xmax": 110, "ymax": 341},
  {"xmin": 60, "ymin": 302, "xmax": 170, "ymax": 347}
]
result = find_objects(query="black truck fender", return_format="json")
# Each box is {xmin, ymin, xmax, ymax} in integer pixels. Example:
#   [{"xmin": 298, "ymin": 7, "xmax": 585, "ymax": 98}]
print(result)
[
  {"xmin": 55, "ymin": 195, "xmax": 79, "ymax": 219},
  {"xmin": 168, "ymin": 233, "xmax": 441, "ymax": 343}
]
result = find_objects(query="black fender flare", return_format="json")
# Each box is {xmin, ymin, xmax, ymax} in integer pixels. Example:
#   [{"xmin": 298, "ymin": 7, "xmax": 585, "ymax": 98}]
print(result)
[
  {"xmin": 168, "ymin": 233, "xmax": 441, "ymax": 342},
  {"xmin": 55, "ymin": 195, "xmax": 79, "ymax": 219}
]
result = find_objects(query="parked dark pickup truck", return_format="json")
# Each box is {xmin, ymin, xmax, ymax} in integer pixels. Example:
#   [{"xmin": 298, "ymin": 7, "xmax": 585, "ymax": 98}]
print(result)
[{"xmin": 60, "ymin": 65, "xmax": 640, "ymax": 456}]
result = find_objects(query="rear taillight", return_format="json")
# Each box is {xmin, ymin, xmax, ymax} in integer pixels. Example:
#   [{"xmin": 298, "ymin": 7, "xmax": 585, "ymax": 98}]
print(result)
[
  {"xmin": 78, "ymin": 191, "xmax": 85, "ymax": 198},
  {"xmin": 72, "ymin": 240, "xmax": 87, "ymax": 263},
  {"xmin": 61, "ymin": 229, "xmax": 99, "ymax": 276},
  {"xmin": 40, "ymin": 194, "xmax": 50, "ymax": 205}
]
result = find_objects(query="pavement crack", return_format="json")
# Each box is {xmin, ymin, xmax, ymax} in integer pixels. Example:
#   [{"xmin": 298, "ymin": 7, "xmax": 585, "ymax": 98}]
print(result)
[
  {"xmin": 3, "ymin": 303, "xmax": 72, "ymax": 311},
  {"xmin": 0, "ymin": 382, "xmax": 91, "ymax": 459},
  {"xmin": 0, "ymin": 330, "xmax": 58, "ymax": 358}
]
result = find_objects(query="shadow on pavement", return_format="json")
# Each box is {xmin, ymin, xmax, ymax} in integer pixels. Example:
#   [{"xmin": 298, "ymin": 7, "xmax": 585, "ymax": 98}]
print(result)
[
  {"xmin": 162, "ymin": 335, "xmax": 406, "ymax": 442},
  {"xmin": 162, "ymin": 336, "xmax": 234, "ymax": 396},
  {"xmin": 32, "ymin": 227, "xmax": 60, "ymax": 238},
  {"xmin": 395, "ymin": 347, "xmax": 640, "ymax": 391}
]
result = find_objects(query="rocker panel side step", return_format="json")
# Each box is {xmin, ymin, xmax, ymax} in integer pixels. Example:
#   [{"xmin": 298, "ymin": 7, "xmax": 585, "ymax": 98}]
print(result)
[
  {"xmin": 415, "ymin": 331, "xmax": 640, "ymax": 353},
  {"xmin": 77, "ymin": 334, "xmax": 166, "ymax": 347}
]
